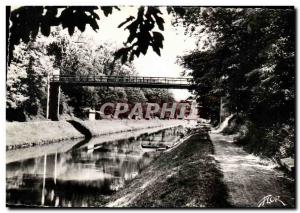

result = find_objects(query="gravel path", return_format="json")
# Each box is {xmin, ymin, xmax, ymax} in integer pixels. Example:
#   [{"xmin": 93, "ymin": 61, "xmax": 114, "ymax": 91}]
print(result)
[{"xmin": 210, "ymin": 133, "xmax": 295, "ymax": 208}]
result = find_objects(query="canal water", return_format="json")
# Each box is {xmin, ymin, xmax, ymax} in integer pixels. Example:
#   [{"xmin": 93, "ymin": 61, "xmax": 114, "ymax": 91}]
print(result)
[{"xmin": 6, "ymin": 126, "xmax": 185, "ymax": 207}]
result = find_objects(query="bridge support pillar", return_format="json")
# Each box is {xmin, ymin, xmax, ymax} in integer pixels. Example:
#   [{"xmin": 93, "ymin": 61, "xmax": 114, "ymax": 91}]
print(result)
[{"xmin": 47, "ymin": 83, "xmax": 61, "ymax": 121}]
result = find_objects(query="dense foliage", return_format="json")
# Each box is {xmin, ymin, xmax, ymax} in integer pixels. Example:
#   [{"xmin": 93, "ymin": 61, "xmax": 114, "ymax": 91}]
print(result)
[{"xmin": 180, "ymin": 7, "xmax": 295, "ymax": 159}]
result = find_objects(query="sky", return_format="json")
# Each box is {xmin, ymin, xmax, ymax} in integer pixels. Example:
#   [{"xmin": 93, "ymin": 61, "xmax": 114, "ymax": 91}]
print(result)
[{"xmin": 81, "ymin": 6, "xmax": 197, "ymax": 101}]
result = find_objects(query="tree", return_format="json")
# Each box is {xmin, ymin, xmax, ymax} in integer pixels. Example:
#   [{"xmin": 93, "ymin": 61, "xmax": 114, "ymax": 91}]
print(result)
[
  {"xmin": 125, "ymin": 88, "xmax": 147, "ymax": 104},
  {"xmin": 143, "ymin": 88, "xmax": 175, "ymax": 104},
  {"xmin": 180, "ymin": 7, "xmax": 295, "ymax": 124},
  {"xmin": 6, "ymin": 38, "xmax": 55, "ymax": 121}
]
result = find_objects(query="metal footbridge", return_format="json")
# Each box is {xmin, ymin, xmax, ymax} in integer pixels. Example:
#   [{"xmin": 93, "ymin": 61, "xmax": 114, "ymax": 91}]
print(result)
[{"xmin": 49, "ymin": 75, "xmax": 192, "ymax": 89}]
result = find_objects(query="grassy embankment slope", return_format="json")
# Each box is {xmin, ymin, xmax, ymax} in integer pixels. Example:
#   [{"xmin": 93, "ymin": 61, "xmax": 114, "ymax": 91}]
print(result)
[
  {"xmin": 78, "ymin": 119, "xmax": 185, "ymax": 136},
  {"xmin": 6, "ymin": 119, "xmax": 187, "ymax": 150},
  {"xmin": 6, "ymin": 121, "xmax": 83, "ymax": 150},
  {"xmin": 105, "ymin": 128, "xmax": 230, "ymax": 208}
]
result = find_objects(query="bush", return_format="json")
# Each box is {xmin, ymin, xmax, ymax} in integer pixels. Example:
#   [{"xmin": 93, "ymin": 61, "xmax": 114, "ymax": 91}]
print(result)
[{"xmin": 235, "ymin": 121, "xmax": 295, "ymax": 160}]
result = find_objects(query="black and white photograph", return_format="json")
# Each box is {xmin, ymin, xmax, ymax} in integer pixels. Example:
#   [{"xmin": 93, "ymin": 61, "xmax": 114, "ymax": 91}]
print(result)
[{"xmin": 5, "ymin": 3, "xmax": 296, "ymax": 209}]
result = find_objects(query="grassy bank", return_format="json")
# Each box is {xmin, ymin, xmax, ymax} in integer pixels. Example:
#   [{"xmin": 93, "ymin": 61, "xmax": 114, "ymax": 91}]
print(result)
[
  {"xmin": 77, "ymin": 119, "xmax": 187, "ymax": 137},
  {"xmin": 6, "ymin": 119, "xmax": 189, "ymax": 150},
  {"xmin": 104, "ymin": 128, "xmax": 230, "ymax": 208},
  {"xmin": 6, "ymin": 121, "xmax": 84, "ymax": 150}
]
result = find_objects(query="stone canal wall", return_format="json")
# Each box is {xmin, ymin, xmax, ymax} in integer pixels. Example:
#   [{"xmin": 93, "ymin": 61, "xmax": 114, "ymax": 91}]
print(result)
[{"xmin": 6, "ymin": 119, "xmax": 189, "ymax": 150}]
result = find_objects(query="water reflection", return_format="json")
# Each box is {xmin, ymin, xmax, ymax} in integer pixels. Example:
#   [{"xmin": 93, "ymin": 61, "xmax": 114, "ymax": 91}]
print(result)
[{"xmin": 6, "ymin": 126, "xmax": 184, "ymax": 207}]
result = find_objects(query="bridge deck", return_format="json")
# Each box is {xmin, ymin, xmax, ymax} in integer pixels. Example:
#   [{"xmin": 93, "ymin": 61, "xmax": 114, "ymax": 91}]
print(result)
[{"xmin": 49, "ymin": 75, "xmax": 192, "ymax": 89}]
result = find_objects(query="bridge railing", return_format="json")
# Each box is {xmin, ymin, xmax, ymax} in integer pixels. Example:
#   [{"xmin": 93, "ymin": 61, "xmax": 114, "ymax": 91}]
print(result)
[{"xmin": 49, "ymin": 75, "xmax": 192, "ymax": 86}]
